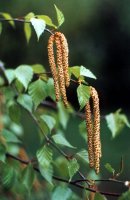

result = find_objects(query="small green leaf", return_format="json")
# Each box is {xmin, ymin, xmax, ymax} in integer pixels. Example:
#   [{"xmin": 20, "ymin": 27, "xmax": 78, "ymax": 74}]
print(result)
[
  {"xmin": 76, "ymin": 149, "xmax": 89, "ymax": 164},
  {"xmin": 0, "ymin": 22, "xmax": 2, "ymax": 34},
  {"xmin": 77, "ymin": 84, "xmax": 90, "ymax": 110},
  {"xmin": 0, "ymin": 143, "xmax": 6, "ymax": 162},
  {"xmin": 1, "ymin": 129, "xmax": 21, "ymax": 143},
  {"xmin": 94, "ymin": 193, "xmax": 107, "ymax": 200},
  {"xmin": 17, "ymin": 94, "xmax": 33, "ymax": 113},
  {"xmin": 40, "ymin": 114, "xmax": 56, "ymax": 132},
  {"xmin": 36, "ymin": 146, "xmax": 53, "ymax": 184},
  {"xmin": 8, "ymin": 102, "xmax": 21, "ymax": 123},
  {"xmin": 15, "ymin": 65, "xmax": 33, "ymax": 90},
  {"xmin": 0, "ymin": 12, "xmax": 15, "ymax": 27},
  {"xmin": 69, "ymin": 66, "xmax": 80, "ymax": 79},
  {"xmin": 80, "ymin": 66, "xmax": 96, "ymax": 79},
  {"xmin": 22, "ymin": 164, "xmax": 35, "ymax": 192},
  {"xmin": 31, "ymin": 64, "xmax": 46, "ymax": 74},
  {"xmin": 28, "ymin": 79, "xmax": 47, "ymax": 110},
  {"xmin": 118, "ymin": 190, "xmax": 130, "ymax": 200},
  {"xmin": 37, "ymin": 15, "xmax": 56, "ymax": 28},
  {"xmin": 5, "ymin": 69, "xmax": 15, "ymax": 84},
  {"xmin": 57, "ymin": 102, "xmax": 69, "ymax": 129},
  {"xmin": 105, "ymin": 163, "xmax": 115, "ymax": 175},
  {"xmin": 79, "ymin": 120, "xmax": 87, "ymax": 141},
  {"xmin": 25, "ymin": 12, "xmax": 35, "ymax": 20},
  {"xmin": 30, "ymin": 17, "xmax": 46, "ymax": 40},
  {"xmin": 2, "ymin": 164, "xmax": 15, "ymax": 188},
  {"xmin": 52, "ymin": 132, "xmax": 76, "ymax": 149},
  {"xmin": 54, "ymin": 4, "xmax": 65, "ymax": 27},
  {"xmin": 52, "ymin": 186, "xmax": 72, "ymax": 200},
  {"xmin": 105, "ymin": 109, "xmax": 130, "ymax": 138},
  {"xmin": 67, "ymin": 158, "xmax": 79, "ymax": 181},
  {"xmin": 24, "ymin": 23, "xmax": 32, "ymax": 43},
  {"xmin": 46, "ymin": 78, "xmax": 55, "ymax": 101}
]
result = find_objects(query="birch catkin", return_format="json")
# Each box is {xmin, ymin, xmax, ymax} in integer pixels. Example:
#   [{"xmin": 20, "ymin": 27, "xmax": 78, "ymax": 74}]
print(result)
[
  {"xmin": 55, "ymin": 34, "xmax": 68, "ymax": 107},
  {"xmin": 85, "ymin": 86, "xmax": 101, "ymax": 174},
  {"xmin": 47, "ymin": 34, "xmax": 60, "ymax": 102}
]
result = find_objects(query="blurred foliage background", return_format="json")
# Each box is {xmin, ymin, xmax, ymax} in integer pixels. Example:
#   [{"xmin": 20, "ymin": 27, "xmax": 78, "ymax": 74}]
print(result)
[{"xmin": 1, "ymin": 0, "xmax": 130, "ymax": 199}]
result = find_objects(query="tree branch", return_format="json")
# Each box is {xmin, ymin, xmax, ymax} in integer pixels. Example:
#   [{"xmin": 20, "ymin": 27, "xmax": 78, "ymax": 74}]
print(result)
[{"xmin": 5, "ymin": 152, "xmax": 123, "ymax": 197}]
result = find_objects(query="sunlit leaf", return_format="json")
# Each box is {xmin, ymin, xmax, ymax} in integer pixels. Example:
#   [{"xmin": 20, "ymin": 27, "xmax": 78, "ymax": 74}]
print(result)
[
  {"xmin": 30, "ymin": 17, "xmax": 46, "ymax": 40},
  {"xmin": 24, "ymin": 23, "xmax": 32, "ymax": 43},
  {"xmin": 0, "ymin": 22, "xmax": 2, "ymax": 34},
  {"xmin": 52, "ymin": 132, "xmax": 76, "ymax": 149},
  {"xmin": 21, "ymin": 164, "xmax": 35, "ymax": 193},
  {"xmin": 31, "ymin": 64, "xmax": 46, "ymax": 74},
  {"xmin": 36, "ymin": 146, "xmax": 53, "ymax": 184},
  {"xmin": 1, "ymin": 129, "xmax": 21, "ymax": 143},
  {"xmin": 40, "ymin": 114, "xmax": 56, "ymax": 132},
  {"xmin": 5, "ymin": 69, "xmax": 15, "ymax": 84},
  {"xmin": 105, "ymin": 109, "xmax": 130, "ymax": 138},
  {"xmin": 0, "ymin": 12, "xmax": 15, "ymax": 27},
  {"xmin": 2, "ymin": 164, "xmax": 15, "ymax": 188},
  {"xmin": 8, "ymin": 102, "xmax": 21, "ymax": 123},
  {"xmin": 76, "ymin": 149, "xmax": 89, "ymax": 164},
  {"xmin": 46, "ymin": 78, "xmax": 55, "ymax": 101},
  {"xmin": 67, "ymin": 158, "xmax": 79, "ymax": 181},
  {"xmin": 28, "ymin": 79, "xmax": 47, "ymax": 110},
  {"xmin": 15, "ymin": 65, "xmax": 33, "ymax": 90},
  {"xmin": 69, "ymin": 66, "xmax": 80, "ymax": 78},
  {"xmin": 54, "ymin": 4, "xmax": 65, "ymax": 27},
  {"xmin": 77, "ymin": 84, "xmax": 90, "ymax": 110},
  {"xmin": 37, "ymin": 15, "xmax": 56, "ymax": 28},
  {"xmin": 52, "ymin": 186, "xmax": 72, "ymax": 200},
  {"xmin": 80, "ymin": 65, "xmax": 96, "ymax": 79},
  {"xmin": 17, "ymin": 94, "xmax": 33, "ymax": 113},
  {"xmin": 105, "ymin": 163, "xmax": 115, "ymax": 175}
]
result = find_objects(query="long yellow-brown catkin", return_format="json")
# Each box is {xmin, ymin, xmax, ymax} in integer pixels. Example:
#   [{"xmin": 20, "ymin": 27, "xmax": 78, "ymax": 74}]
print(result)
[
  {"xmin": 55, "ymin": 32, "xmax": 70, "ymax": 87},
  {"xmin": 47, "ymin": 34, "xmax": 60, "ymax": 102},
  {"xmin": 90, "ymin": 86, "xmax": 101, "ymax": 174},
  {"xmin": 85, "ymin": 101, "xmax": 94, "ymax": 168},
  {"xmin": 54, "ymin": 34, "xmax": 68, "ymax": 107}
]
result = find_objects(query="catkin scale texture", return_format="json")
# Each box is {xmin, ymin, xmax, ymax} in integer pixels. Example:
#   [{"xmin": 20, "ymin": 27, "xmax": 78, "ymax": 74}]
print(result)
[{"xmin": 47, "ymin": 34, "xmax": 60, "ymax": 101}]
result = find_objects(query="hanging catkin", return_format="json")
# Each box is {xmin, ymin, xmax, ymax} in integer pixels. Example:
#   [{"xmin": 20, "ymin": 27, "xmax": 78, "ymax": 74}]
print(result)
[
  {"xmin": 47, "ymin": 34, "xmax": 60, "ymax": 102},
  {"xmin": 85, "ymin": 86, "xmax": 101, "ymax": 174},
  {"xmin": 55, "ymin": 32, "xmax": 70, "ymax": 87},
  {"xmin": 54, "ymin": 34, "xmax": 68, "ymax": 107}
]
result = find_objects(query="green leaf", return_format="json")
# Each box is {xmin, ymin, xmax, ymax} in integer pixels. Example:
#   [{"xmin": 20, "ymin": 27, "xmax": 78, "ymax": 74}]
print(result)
[
  {"xmin": 37, "ymin": 15, "xmax": 56, "ymax": 28},
  {"xmin": 30, "ymin": 17, "xmax": 46, "ymax": 40},
  {"xmin": 24, "ymin": 23, "xmax": 32, "ymax": 43},
  {"xmin": 28, "ymin": 79, "xmax": 47, "ymax": 110},
  {"xmin": 0, "ymin": 12, "xmax": 15, "ymax": 27},
  {"xmin": 25, "ymin": 12, "xmax": 35, "ymax": 20},
  {"xmin": 31, "ymin": 64, "xmax": 46, "ymax": 74},
  {"xmin": 52, "ymin": 132, "xmax": 76, "ymax": 149},
  {"xmin": 8, "ymin": 102, "xmax": 21, "ymax": 123},
  {"xmin": 46, "ymin": 78, "xmax": 55, "ymax": 101},
  {"xmin": 69, "ymin": 66, "xmax": 80, "ymax": 79},
  {"xmin": 0, "ymin": 22, "xmax": 2, "ymax": 34},
  {"xmin": 80, "ymin": 66, "xmax": 96, "ymax": 79},
  {"xmin": 52, "ymin": 186, "xmax": 72, "ymax": 200},
  {"xmin": 67, "ymin": 158, "xmax": 79, "ymax": 181},
  {"xmin": 94, "ymin": 193, "xmax": 107, "ymax": 200},
  {"xmin": 77, "ymin": 84, "xmax": 90, "ymax": 110},
  {"xmin": 2, "ymin": 164, "xmax": 15, "ymax": 188},
  {"xmin": 105, "ymin": 109, "xmax": 130, "ymax": 138},
  {"xmin": 57, "ymin": 102, "xmax": 69, "ymax": 129},
  {"xmin": 79, "ymin": 120, "xmax": 87, "ymax": 141},
  {"xmin": 17, "ymin": 94, "xmax": 33, "ymax": 113},
  {"xmin": 1, "ymin": 129, "xmax": 21, "ymax": 143},
  {"xmin": 36, "ymin": 146, "xmax": 53, "ymax": 184},
  {"xmin": 0, "ymin": 143, "xmax": 6, "ymax": 162},
  {"xmin": 76, "ymin": 149, "xmax": 89, "ymax": 164},
  {"xmin": 40, "ymin": 114, "xmax": 56, "ymax": 132},
  {"xmin": 5, "ymin": 69, "xmax": 15, "ymax": 84},
  {"xmin": 118, "ymin": 190, "xmax": 130, "ymax": 200},
  {"xmin": 15, "ymin": 65, "xmax": 33, "ymax": 90},
  {"xmin": 21, "ymin": 164, "xmax": 35, "ymax": 192},
  {"xmin": 105, "ymin": 163, "xmax": 115, "ymax": 175},
  {"xmin": 54, "ymin": 4, "xmax": 65, "ymax": 27}
]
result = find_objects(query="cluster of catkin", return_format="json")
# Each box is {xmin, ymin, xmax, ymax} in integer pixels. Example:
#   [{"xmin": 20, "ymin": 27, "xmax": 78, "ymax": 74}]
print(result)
[
  {"xmin": 47, "ymin": 32, "xmax": 70, "ymax": 107},
  {"xmin": 85, "ymin": 86, "xmax": 101, "ymax": 174}
]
